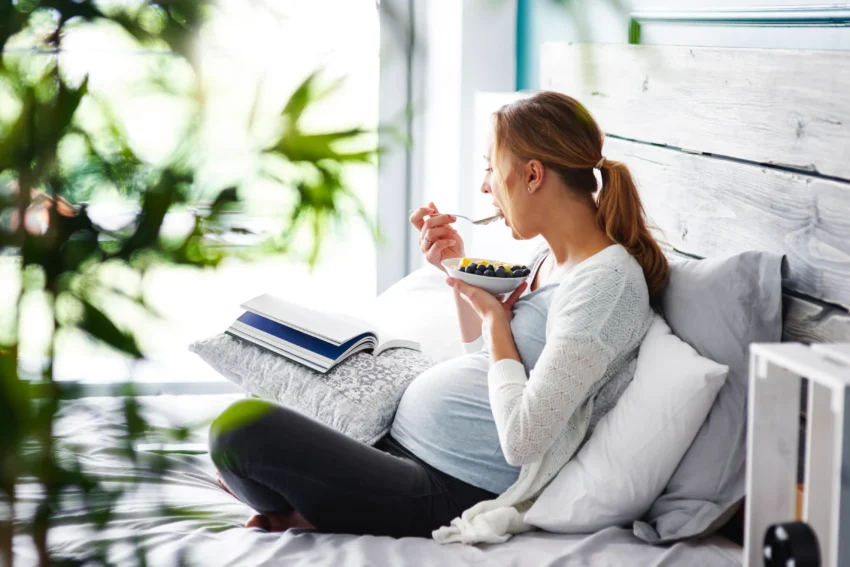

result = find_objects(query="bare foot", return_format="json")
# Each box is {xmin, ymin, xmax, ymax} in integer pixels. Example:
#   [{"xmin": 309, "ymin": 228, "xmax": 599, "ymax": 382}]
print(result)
[
  {"xmin": 245, "ymin": 510, "xmax": 315, "ymax": 532},
  {"xmin": 245, "ymin": 514, "xmax": 271, "ymax": 530}
]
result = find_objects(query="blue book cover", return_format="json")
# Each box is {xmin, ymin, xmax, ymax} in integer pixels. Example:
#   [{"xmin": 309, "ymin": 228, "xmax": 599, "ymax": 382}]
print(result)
[{"xmin": 235, "ymin": 311, "xmax": 374, "ymax": 361}]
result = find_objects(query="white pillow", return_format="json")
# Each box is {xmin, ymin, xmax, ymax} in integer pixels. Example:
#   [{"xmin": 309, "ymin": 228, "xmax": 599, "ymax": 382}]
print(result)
[
  {"xmin": 524, "ymin": 315, "xmax": 729, "ymax": 533},
  {"xmin": 369, "ymin": 267, "xmax": 463, "ymax": 363}
]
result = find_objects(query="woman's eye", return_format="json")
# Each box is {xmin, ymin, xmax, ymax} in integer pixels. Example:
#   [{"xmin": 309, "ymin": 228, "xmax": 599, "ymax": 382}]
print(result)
[{"xmin": 485, "ymin": 167, "xmax": 493, "ymax": 173}]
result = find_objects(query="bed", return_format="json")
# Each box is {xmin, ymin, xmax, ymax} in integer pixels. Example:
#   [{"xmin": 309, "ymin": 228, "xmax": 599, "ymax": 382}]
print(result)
[
  {"xmin": 12, "ymin": 392, "xmax": 742, "ymax": 566},
  {"xmin": 14, "ymin": 42, "xmax": 850, "ymax": 566}
]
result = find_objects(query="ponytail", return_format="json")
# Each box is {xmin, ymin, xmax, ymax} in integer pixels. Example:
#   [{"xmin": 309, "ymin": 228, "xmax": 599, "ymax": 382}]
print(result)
[
  {"xmin": 598, "ymin": 160, "xmax": 670, "ymax": 302},
  {"xmin": 492, "ymin": 92, "xmax": 670, "ymax": 303}
]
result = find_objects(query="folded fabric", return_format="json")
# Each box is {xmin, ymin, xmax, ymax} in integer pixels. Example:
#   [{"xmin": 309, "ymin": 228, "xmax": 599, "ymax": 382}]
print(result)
[
  {"xmin": 524, "ymin": 315, "xmax": 729, "ymax": 533},
  {"xmin": 190, "ymin": 334, "xmax": 433, "ymax": 445},
  {"xmin": 634, "ymin": 250, "xmax": 783, "ymax": 543}
]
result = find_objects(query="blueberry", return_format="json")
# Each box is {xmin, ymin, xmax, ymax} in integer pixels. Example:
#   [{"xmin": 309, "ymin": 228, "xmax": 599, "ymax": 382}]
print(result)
[
  {"xmin": 468, "ymin": 263, "xmax": 478, "ymax": 271},
  {"xmin": 457, "ymin": 266, "xmax": 466, "ymax": 273},
  {"xmin": 496, "ymin": 271, "xmax": 506, "ymax": 277},
  {"xmin": 495, "ymin": 265, "xmax": 506, "ymax": 273},
  {"xmin": 511, "ymin": 265, "xmax": 522, "ymax": 272},
  {"xmin": 483, "ymin": 269, "xmax": 495, "ymax": 277},
  {"xmin": 476, "ymin": 266, "xmax": 487, "ymax": 274}
]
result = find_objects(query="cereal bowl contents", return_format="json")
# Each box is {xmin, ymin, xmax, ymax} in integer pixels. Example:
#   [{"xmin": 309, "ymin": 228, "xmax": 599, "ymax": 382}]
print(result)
[{"xmin": 442, "ymin": 257, "xmax": 531, "ymax": 295}]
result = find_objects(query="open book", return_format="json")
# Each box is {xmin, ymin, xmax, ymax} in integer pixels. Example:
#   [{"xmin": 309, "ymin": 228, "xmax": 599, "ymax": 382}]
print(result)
[{"xmin": 226, "ymin": 293, "xmax": 420, "ymax": 373}]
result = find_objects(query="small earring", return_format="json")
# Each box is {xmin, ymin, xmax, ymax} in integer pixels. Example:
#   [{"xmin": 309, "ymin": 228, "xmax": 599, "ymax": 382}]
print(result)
[{"xmin": 527, "ymin": 186, "xmax": 532, "ymax": 194}]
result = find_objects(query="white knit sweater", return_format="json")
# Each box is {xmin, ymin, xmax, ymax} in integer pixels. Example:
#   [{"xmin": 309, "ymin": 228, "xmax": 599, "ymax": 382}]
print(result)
[{"xmin": 433, "ymin": 244, "xmax": 653, "ymax": 544}]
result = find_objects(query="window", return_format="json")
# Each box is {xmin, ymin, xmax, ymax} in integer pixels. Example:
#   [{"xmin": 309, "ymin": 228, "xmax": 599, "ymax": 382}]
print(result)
[{"xmin": 5, "ymin": 1, "xmax": 380, "ymax": 387}]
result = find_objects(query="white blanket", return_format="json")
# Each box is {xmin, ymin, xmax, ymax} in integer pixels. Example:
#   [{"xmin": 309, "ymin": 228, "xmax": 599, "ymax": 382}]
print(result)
[{"xmin": 11, "ymin": 394, "xmax": 742, "ymax": 567}]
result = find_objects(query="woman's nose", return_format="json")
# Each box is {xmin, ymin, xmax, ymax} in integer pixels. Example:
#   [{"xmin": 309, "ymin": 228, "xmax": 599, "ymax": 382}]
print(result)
[{"xmin": 480, "ymin": 181, "xmax": 490, "ymax": 194}]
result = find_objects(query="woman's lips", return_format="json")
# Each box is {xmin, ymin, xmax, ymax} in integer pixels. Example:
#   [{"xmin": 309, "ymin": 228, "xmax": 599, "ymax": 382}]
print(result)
[{"xmin": 492, "ymin": 205, "xmax": 508, "ymax": 226}]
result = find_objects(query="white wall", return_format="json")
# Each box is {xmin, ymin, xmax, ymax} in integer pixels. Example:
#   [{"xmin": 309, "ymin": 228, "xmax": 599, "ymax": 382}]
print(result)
[{"xmin": 407, "ymin": 0, "xmax": 518, "ymax": 273}]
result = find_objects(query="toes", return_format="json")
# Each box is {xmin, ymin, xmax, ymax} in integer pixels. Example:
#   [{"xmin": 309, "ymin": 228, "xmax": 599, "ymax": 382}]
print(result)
[{"xmin": 245, "ymin": 514, "xmax": 270, "ymax": 530}]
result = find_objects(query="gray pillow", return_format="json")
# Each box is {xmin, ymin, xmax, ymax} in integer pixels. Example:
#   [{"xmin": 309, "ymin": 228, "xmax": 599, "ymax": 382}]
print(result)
[
  {"xmin": 633, "ymin": 250, "xmax": 783, "ymax": 543},
  {"xmin": 190, "ymin": 334, "xmax": 433, "ymax": 445}
]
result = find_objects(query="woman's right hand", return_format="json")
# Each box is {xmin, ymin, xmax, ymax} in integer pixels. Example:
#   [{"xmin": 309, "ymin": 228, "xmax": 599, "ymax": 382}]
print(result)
[{"xmin": 409, "ymin": 202, "xmax": 465, "ymax": 273}]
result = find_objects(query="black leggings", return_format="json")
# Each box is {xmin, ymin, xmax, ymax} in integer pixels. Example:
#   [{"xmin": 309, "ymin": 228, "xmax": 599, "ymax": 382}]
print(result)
[{"xmin": 208, "ymin": 399, "xmax": 496, "ymax": 538}]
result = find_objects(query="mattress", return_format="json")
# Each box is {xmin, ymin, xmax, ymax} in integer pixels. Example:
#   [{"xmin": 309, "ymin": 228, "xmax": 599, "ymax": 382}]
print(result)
[{"xmin": 12, "ymin": 394, "xmax": 743, "ymax": 567}]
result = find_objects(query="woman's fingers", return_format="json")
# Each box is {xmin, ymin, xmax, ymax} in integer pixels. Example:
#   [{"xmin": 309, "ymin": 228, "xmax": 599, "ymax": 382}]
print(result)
[
  {"xmin": 427, "ymin": 238, "xmax": 456, "ymax": 257},
  {"xmin": 422, "ymin": 214, "xmax": 457, "ymax": 230},
  {"xmin": 502, "ymin": 282, "xmax": 528, "ymax": 311},
  {"xmin": 409, "ymin": 202, "xmax": 441, "ymax": 231},
  {"xmin": 420, "ymin": 225, "xmax": 456, "ymax": 244},
  {"xmin": 420, "ymin": 234, "xmax": 456, "ymax": 252},
  {"xmin": 447, "ymin": 277, "xmax": 524, "ymax": 321},
  {"xmin": 409, "ymin": 205, "xmax": 435, "ymax": 231},
  {"xmin": 448, "ymin": 278, "xmax": 477, "ymax": 302},
  {"xmin": 420, "ymin": 236, "xmax": 433, "ymax": 253}
]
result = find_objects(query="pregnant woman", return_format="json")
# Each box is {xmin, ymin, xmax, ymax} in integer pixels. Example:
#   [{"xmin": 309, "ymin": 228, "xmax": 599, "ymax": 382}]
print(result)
[{"xmin": 208, "ymin": 92, "xmax": 669, "ymax": 543}]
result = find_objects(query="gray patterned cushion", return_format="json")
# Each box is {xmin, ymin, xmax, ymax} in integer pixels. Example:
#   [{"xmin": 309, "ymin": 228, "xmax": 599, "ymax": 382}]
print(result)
[{"xmin": 190, "ymin": 334, "xmax": 433, "ymax": 445}]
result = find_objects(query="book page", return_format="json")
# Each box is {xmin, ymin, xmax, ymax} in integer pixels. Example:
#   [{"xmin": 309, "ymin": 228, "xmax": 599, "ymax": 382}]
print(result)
[
  {"xmin": 241, "ymin": 294, "xmax": 376, "ymax": 345},
  {"xmin": 373, "ymin": 337, "xmax": 420, "ymax": 356}
]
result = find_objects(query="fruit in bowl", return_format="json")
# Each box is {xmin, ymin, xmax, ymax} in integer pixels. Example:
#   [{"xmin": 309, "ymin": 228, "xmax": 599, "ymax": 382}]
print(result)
[{"xmin": 442, "ymin": 257, "xmax": 531, "ymax": 295}]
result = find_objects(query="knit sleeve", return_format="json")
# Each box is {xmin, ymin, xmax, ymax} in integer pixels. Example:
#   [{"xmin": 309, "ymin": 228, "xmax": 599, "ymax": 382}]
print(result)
[
  {"xmin": 487, "ymin": 263, "xmax": 625, "ymax": 466},
  {"xmin": 461, "ymin": 335, "xmax": 484, "ymax": 354}
]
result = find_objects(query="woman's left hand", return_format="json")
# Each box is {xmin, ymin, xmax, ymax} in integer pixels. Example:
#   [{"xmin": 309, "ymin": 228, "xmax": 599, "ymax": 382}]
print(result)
[{"xmin": 446, "ymin": 278, "xmax": 528, "ymax": 324}]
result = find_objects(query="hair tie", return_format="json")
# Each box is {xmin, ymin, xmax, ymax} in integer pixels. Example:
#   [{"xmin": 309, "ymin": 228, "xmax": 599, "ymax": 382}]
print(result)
[{"xmin": 595, "ymin": 156, "xmax": 606, "ymax": 169}]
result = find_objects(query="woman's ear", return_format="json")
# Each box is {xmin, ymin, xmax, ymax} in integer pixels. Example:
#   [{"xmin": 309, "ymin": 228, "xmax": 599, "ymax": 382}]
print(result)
[{"xmin": 526, "ymin": 159, "xmax": 545, "ymax": 194}]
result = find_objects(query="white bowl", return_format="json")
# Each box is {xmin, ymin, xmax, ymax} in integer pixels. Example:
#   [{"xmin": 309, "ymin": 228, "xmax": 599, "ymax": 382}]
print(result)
[{"xmin": 442, "ymin": 258, "xmax": 529, "ymax": 295}]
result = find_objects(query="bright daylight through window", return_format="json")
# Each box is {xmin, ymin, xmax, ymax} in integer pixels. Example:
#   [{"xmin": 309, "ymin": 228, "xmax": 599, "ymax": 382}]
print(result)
[{"xmin": 0, "ymin": 0, "xmax": 380, "ymax": 385}]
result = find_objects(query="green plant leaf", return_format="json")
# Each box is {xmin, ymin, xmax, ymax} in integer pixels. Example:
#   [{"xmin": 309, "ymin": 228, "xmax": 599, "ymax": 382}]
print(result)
[
  {"xmin": 0, "ymin": 91, "xmax": 33, "ymax": 171},
  {"xmin": 34, "ymin": 76, "xmax": 89, "ymax": 160},
  {"xmin": 116, "ymin": 171, "xmax": 183, "ymax": 259},
  {"xmin": 0, "ymin": 347, "xmax": 31, "ymax": 496},
  {"xmin": 628, "ymin": 18, "xmax": 641, "ymax": 45},
  {"xmin": 209, "ymin": 186, "xmax": 239, "ymax": 215},
  {"xmin": 271, "ymin": 128, "xmax": 375, "ymax": 164},
  {"xmin": 77, "ymin": 298, "xmax": 143, "ymax": 358},
  {"xmin": 281, "ymin": 71, "xmax": 322, "ymax": 125}
]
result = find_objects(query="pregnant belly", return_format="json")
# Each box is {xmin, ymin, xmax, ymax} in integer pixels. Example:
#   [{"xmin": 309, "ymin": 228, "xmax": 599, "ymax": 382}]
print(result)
[{"xmin": 389, "ymin": 353, "xmax": 520, "ymax": 495}]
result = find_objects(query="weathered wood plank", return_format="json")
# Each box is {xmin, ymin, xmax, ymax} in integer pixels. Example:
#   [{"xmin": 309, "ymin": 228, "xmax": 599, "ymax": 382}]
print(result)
[
  {"xmin": 783, "ymin": 296, "xmax": 850, "ymax": 344},
  {"xmin": 542, "ymin": 43, "xmax": 850, "ymax": 180},
  {"xmin": 605, "ymin": 137, "xmax": 850, "ymax": 309}
]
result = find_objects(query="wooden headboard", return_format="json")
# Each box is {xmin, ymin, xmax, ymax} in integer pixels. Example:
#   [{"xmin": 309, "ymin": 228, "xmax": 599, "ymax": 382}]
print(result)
[{"xmin": 540, "ymin": 43, "xmax": 850, "ymax": 344}]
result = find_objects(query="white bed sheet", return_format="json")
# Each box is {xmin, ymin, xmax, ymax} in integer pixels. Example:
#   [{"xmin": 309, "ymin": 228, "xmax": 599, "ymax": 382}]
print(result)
[{"xmin": 12, "ymin": 394, "xmax": 742, "ymax": 567}]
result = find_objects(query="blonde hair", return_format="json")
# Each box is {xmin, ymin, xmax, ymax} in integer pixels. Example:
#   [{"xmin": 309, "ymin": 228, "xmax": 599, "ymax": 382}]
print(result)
[{"xmin": 492, "ymin": 91, "xmax": 670, "ymax": 301}]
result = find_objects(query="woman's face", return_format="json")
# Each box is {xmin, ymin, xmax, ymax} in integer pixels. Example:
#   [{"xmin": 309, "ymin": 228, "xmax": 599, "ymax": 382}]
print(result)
[{"xmin": 481, "ymin": 134, "xmax": 531, "ymax": 240}]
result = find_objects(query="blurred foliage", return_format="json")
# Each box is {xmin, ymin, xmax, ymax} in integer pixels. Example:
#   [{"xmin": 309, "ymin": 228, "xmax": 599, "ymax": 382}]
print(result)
[
  {"xmin": 0, "ymin": 0, "xmax": 379, "ymax": 565},
  {"xmin": 628, "ymin": 17, "xmax": 641, "ymax": 45}
]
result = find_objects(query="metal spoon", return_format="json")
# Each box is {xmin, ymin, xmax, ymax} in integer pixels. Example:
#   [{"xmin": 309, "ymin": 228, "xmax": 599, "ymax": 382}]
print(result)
[
  {"xmin": 411, "ymin": 210, "xmax": 503, "ymax": 226},
  {"xmin": 447, "ymin": 212, "xmax": 504, "ymax": 226}
]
